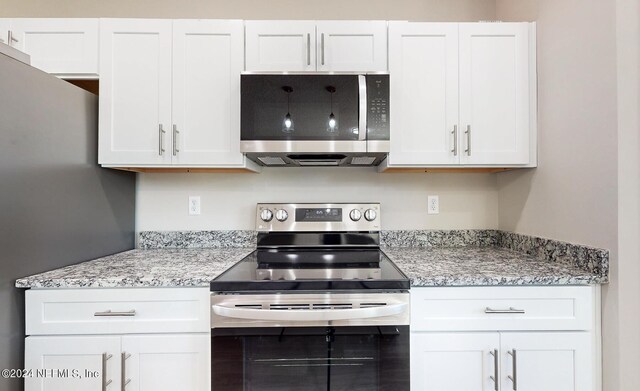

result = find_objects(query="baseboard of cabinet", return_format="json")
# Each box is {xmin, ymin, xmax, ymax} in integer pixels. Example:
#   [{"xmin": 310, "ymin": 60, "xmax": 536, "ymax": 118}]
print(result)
[
  {"xmin": 379, "ymin": 167, "xmax": 516, "ymax": 173},
  {"xmin": 110, "ymin": 167, "xmax": 260, "ymax": 173}
]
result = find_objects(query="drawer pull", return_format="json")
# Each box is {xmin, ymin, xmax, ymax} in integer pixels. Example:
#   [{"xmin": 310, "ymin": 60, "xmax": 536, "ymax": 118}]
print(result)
[
  {"xmin": 484, "ymin": 307, "xmax": 525, "ymax": 314},
  {"xmin": 94, "ymin": 310, "xmax": 136, "ymax": 317},
  {"xmin": 101, "ymin": 353, "xmax": 113, "ymax": 391},
  {"xmin": 122, "ymin": 352, "xmax": 132, "ymax": 388},
  {"xmin": 489, "ymin": 349, "xmax": 498, "ymax": 391},
  {"xmin": 507, "ymin": 349, "xmax": 518, "ymax": 390}
]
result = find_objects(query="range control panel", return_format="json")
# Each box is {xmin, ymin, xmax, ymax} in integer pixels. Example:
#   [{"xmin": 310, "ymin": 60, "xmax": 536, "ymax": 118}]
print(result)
[{"xmin": 256, "ymin": 203, "xmax": 380, "ymax": 232}]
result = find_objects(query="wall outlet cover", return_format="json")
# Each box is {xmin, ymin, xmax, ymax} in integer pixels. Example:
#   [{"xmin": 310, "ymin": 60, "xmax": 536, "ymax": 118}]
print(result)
[
  {"xmin": 189, "ymin": 196, "xmax": 201, "ymax": 215},
  {"xmin": 427, "ymin": 195, "xmax": 439, "ymax": 215}
]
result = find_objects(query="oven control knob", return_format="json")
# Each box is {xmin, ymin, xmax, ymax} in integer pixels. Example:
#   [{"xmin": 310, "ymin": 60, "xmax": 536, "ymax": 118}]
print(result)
[
  {"xmin": 275, "ymin": 209, "xmax": 289, "ymax": 222},
  {"xmin": 364, "ymin": 209, "xmax": 377, "ymax": 221},
  {"xmin": 349, "ymin": 209, "xmax": 362, "ymax": 221},
  {"xmin": 260, "ymin": 209, "xmax": 273, "ymax": 222}
]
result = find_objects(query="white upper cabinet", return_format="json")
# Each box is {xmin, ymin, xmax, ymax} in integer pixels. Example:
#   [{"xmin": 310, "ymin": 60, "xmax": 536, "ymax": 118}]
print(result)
[
  {"xmin": 459, "ymin": 23, "xmax": 531, "ymax": 165},
  {"xmin": 99, "ymin": 19, "xmax": 173, "ymax": 165},
  {"xmin": 172, "ymin": 20, "xmax": 244, "ymax": 165},
  {"xmin": 245, "ymin": 21, "xmax": 316, "ymax": 71},
  {"xmin": 384, "ymin": 22, "xmax": 535, "ymax": 169},
  {"xmin": 0, "ymin": 19, "xmax": 9, "ymax": 45},
  {"xmin": 99, "ymin": 19, "xmax": 256, "ymax": 169},
  {"xmin": 8, "ymin": 19, "xmax": 99, "ymax": 78},
  {"xmin": 388, "ymin": 22, "xmax": 459, "ymax": 165},
  {"xmin": 245, "ymin": 21, "xmax": 387, "ymax": 71},
  {"xmin": 316, "ymin": 21, "xmax": 387, "ymax": 72}
]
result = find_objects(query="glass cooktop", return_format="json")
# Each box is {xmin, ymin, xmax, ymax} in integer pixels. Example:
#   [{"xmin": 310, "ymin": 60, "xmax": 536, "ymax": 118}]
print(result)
[{"xmin": 210, "ymin": 248, "xmax": 409, "ymax": 292}]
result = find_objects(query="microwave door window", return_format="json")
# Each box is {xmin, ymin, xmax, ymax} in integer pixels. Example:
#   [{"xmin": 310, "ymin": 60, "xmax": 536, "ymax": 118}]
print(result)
[{"xmin": 241, "ymin": 75, "xmax": 360, "ymax": 141}]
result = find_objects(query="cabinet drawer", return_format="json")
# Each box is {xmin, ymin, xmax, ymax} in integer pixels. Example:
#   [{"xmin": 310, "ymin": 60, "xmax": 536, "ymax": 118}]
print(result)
[
  {"xmin": 411, "ymin": 286, "xmax": 594, "ymax": 331},
  {"xmin": 26, "ymin": 288, "xmax": 210, "ymax": 335}
]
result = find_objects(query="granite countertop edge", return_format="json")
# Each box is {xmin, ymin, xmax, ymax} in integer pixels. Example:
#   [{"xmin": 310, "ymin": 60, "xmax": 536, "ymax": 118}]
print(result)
[{"xmin": 15, "ymin": 246, "xmax": 607, "ymax": 289}]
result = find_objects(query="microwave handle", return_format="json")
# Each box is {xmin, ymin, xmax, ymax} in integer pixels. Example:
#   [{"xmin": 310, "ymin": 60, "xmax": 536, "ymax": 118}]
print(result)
[
  {"xmin": 358, "ymin": 75, "xmax": 367, "ymax": 141},
  {"xmin": 212, "ymin": 303, "xmax": 407, "ymax": 322}
]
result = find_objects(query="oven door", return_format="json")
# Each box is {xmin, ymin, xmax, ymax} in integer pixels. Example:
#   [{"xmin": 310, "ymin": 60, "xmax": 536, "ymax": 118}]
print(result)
[{"xmin": 211, "ymin": 326, "xmax": 409, "ymax": 391}]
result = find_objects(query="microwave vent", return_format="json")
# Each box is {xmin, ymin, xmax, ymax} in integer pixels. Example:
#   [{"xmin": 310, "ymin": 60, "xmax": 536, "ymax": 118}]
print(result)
[
  {"xmin": 257, "ymin": 156, "xmax": 287, "ymax": 166},
  {"xmin": 350, "ymin": 156, "xmax": 376, "ymax": 165}
]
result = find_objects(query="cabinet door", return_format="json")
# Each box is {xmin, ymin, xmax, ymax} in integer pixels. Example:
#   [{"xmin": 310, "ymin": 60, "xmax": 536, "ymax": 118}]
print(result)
[
  {"xmin": 316, "ymin": 21, "xmax": 387, "ymax": 72},
  {"xmin": 499, "ymin": 332, "xmax": 593, "ymax": 391},
  {"xmin": 9, "ymin": 19, "xmax": 99, "ymax": 77},
  {"xmin": 172, "ymin": 20, "xmax": 244, "ymax": 165},
  {"xmin": 121, "ymin": 334, "xmax": 210, "ymax": 391},
  {"xmin": 245, "ymin": 21, "xmax": 316, "ymax": 71},
  {"xmin": 0, "ymin": 19, "xmax": 10, "ymax": 45},
  {"xmin": 99, "ymin": 19, "xmax": 173, "ymax": 165},
  {"xmin": 25, "ymin": 336, "xmax": 121, "ymax": 391},
  {"xmin": 411, "ymin": 332, "xmax": 500, "ymax": 391},
  {"xmin": 459, "ymin": 23, "xmax": 530, "ymax": 165},
  {"xmin": 388, "ymin": 22, "xmax": 459, "ymax": 165}
]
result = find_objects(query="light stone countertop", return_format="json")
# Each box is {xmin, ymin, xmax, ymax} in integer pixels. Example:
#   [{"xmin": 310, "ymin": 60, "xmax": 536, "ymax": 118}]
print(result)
[{"xmin": 15, "ymin": 246, "xmax": 605, "ymax": 289}]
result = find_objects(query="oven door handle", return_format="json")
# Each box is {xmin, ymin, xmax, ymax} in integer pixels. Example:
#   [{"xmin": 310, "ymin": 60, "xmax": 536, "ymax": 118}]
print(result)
[{"xmin": 212, "ymin": 303, "xmax": 407, "ymax": 322}]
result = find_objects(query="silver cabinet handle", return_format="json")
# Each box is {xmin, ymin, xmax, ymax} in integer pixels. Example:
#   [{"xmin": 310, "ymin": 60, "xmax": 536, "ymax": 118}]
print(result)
[
  {"xmin": 101, "ymin": 353, "xmax": 113, "ymax": 391},
  {"xmin": 484, "ymin": 307, "xmax": 525, "ymax": 314},
  {"xmin": 465, "ymin": 125, "xmax": 471, "ymax": 156},
  {"xmin": 321, "ymin": 33, "xmax": 325, "ymax": 66},
  {"xmin": 172, "ymin": 125, "xmax": 179, "ymax": 156},
  {"xmin": 451, "ymin": 125, "xmax": 458, "ymax": 156},
  {"xmin": 8, "ymin": 31, "xmax": 18, "ymax": 45},
  {"xmin": 158, "ymin": 124, "xmax": 166, "ymax": 156},
  {"xmin": 306, "ymin": 33, "xmax": 311, "ymax": 66},
  {"xmin": 94, "ymin": 310, "xmax": 136, "ymax": 317},
  {"xmin": 121, "ymin": 352, "xmax": 131, "ymax": 389},
  {"xmin": 489, "ymin": 349, "xmax": 498, "ymax": 391},
  {"xmin": 507, "ymin": 349, "xmax": 517, "ymax": 390}
]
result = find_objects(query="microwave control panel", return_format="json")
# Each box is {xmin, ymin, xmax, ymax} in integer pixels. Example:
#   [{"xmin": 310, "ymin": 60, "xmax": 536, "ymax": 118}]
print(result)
[{"xmin": 366, "ymin": 75, "xmax": 390, "ymax": 140}]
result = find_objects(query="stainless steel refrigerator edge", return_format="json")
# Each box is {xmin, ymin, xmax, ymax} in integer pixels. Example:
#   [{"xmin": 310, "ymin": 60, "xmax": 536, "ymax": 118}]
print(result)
[{"xmin": 0, "ymin": 54, "xmax": 135, "ymax": 391}]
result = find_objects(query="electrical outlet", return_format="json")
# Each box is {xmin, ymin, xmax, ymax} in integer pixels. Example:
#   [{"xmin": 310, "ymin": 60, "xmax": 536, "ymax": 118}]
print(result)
[
  {"xmin": 427, "ymin": 195, "xmax": 439, "ymax": 215},
  {"xmin": 189, "ymin": 196, "xmax": 201, "ymax": 215}
]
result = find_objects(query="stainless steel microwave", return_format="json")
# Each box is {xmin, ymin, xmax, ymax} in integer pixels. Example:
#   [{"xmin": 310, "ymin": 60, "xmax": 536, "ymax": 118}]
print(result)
[{"xmin": 240, "ymin": 73, "xmax": 389, "ymax": 167}]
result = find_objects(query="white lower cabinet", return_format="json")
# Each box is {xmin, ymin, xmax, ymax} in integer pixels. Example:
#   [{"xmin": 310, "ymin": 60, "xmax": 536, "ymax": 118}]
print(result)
[
  {"xmin": 25, "ymin": 336, "xmax": 121, "ymax": 391},
  {"xmin": 499, "ymin": 332, "xmax": 593, "ymax": 391},
  {"xmin": 410, "ymin": 286, "xmax": 599, "ymax": 391},
  {"xmin": 411, "ymin": 332, "xmax": 499, "ymax": 391},
  {"xmin": 24, "ymin": 288, "xmax": 211, "ymax": 391},
  {"xmin": 411, "ymin": 332, "xmax": 592, "ymax": 391},
  {"xmin": 25, "ymin": 334, "xmax": 209, "ymax": 391},
  {"xmin": 121, "ymin": 334, "xmax": 210, "ymax": 391}
]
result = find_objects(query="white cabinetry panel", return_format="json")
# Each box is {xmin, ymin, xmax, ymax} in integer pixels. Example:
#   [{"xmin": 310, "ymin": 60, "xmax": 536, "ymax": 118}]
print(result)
[
  {"xmin": 500, "ymin": 332, "xmax": 593, "ymax": 391},
  {"xmin": 121, "ymin": 334, "xmax": 210, "ymax": 391},
  {"xmin": 411, "ymin": 332, "xmax": 499, "ymax": 391},
  {"xmin": 25, "ymin": 336, "xmax": 121, "ymax": 391},
  {"xmin": 245, "ymin": 21, "xmax": 316, "ymax": 71},
  {"xmin": 316, "ymin": 21, "xmax": 387, "ymax": 72},
  {"xmin": 388, "ymin": 22, "xmax": 459, "ymax": 165},
  {"xmin": 459, "ymin": 23, "xmax": 530, "ymax": 165},
  {"xmin": 9, "ymin": 19, "xmax": 99, "ymax": 77},
  {"xmin": 172, "ymin": 20, "xmax": 244, "ymax": 165},
  {"xmin": 98, "ymin": 19, "xmax": 173, "ymax": 165}
]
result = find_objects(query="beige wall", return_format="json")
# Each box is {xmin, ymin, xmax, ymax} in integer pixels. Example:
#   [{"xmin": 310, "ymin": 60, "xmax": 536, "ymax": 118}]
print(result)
[
  {"xmin": 615, "ymin": 1, "xmax": 640, "ymax": 391},
  {"xmin": 136, "ymin": 170, "xmax": 499, "ymax": 231},
  {"xmin": 0, "ymin": 0, "xmax": 495, "ymax": 21},
  {"xmin": 496, "ymin": 2, "xmax": 637, "ymax": 391}
]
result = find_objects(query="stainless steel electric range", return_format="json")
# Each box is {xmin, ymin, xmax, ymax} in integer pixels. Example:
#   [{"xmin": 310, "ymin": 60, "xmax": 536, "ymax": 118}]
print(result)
[{"xmin": 210, "ymin": 203, "xmax": 410, "ymax": 391}]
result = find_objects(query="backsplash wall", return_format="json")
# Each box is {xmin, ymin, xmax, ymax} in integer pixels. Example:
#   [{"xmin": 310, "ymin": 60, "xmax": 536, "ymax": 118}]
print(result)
[{"xmin": 136, "ymin": 169, "xmax": 499, "ymax": 232}]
